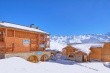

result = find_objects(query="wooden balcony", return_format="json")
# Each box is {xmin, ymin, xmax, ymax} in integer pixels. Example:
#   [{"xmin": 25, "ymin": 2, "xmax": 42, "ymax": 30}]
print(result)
[{"xmin": 0, "ymin": 42, "xmax": 14, "ymax": 53}]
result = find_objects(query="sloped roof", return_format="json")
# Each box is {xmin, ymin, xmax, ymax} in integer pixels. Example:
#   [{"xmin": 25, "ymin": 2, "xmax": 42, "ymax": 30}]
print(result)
[
  {"xmin": 0, "ymin": 22, "xmax": 49, "ymax": 34},
  {"xmin": 63, "ymin": 45, "xmax": 75, "ymax": 49},
  {"xmin": 72, "ymin": 43, "xmax": 104, "ymax": 54}
]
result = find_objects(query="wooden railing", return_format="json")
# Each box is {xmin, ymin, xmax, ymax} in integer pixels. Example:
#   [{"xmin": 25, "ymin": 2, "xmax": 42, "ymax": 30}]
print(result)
[
  {"xmin": 6, "ymin": 47, "xmax": 14, "ymax": 52},
  {"xmin": 0, "ymin": 47, "xmax": 14, "ymax": 53},
  {"xmin": 0, "ymin": 47, "xmax": 6, "ymax": 54}
]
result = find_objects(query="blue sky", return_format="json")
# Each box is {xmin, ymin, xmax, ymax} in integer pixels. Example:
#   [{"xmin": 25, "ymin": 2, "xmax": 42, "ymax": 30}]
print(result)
[{"xmin": 0, "ymin": 0, "xmax": 110, "ymax": 35}]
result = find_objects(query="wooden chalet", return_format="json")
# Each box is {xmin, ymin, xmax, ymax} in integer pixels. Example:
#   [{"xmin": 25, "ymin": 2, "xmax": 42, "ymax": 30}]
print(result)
[
  {"xmin": 88, "ymin": 47, "xmax": 102, "ymax": 61},
  {"xmin": 62, "ymin": 45, "xmax": 87, "ymax": 62},
  {"xmin": 101, "ymin": 43, "xmax": 110, "ymax": 62},
  {"xmin": 89, "ymin": 43, "xmax": 110, "ymax": 62},
  {"xmin": 74, "ymin": 51, "xmax": 87, "ymax": 62},
  {"xmin": 0, "ymin": 22, "xmax": 50, "ymax": 62},
  {"xmin": 62, "ymin": 45, "xmax": 77, "ymax": 57}
]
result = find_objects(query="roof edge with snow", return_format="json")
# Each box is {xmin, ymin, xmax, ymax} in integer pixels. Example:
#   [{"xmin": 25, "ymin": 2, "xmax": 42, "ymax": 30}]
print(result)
[{"xmin": 0, "ymin": 22, "xmax": 49, "ymax": 34}]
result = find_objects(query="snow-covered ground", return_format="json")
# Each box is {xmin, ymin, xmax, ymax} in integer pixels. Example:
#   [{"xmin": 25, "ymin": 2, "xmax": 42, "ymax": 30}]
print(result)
[{"xmin": 0, "ymin": 57, "xmax": 110, "ymax": 73}]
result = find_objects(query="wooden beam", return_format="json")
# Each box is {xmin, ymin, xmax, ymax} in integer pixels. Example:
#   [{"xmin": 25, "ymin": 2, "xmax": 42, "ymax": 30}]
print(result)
[
  {"xmin": 5, "ymin": 28, "xmax": 7, "ymax": 37},
  {"xmin": 12, "ymin": 30, "xmax": 15, "ymax": 52},
  {"xmin": 38, "ymin": 33, "xmax": 40, "ymax": 50},
  {"xmin": 4, "ymin": 28, "xmax": 7, "ymax": 52},
  {"xmin": 14, "ymin": 30, "xmax": 15, "ymax": 37}
]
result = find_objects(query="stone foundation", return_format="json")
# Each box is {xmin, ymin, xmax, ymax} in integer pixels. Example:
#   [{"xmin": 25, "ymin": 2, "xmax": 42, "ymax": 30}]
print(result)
[{"xmin": 5, "ymin": 51, "xmax": 51, "ymax": 61}]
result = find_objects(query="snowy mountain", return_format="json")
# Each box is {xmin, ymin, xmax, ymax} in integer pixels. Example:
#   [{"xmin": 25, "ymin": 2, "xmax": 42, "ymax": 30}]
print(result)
[
  {"xmin": 51, "ymin": 33, "xmax": 110, "ymax": 44},
  {"xmin": 48, "ymin": 33, "xmax": 109, "ymax": 52}
]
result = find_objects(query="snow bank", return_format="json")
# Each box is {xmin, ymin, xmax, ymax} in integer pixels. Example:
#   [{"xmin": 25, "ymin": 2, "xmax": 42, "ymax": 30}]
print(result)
[
  {"xmin": 103, "ymin": 62, "xmax": 110, "ymax": 68},
  {"xmin": 0, "ymin": 57, "xmax": 110, "ymax": 73}
]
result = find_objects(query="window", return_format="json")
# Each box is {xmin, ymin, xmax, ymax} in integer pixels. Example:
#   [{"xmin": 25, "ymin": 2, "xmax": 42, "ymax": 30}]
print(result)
[
  {"xmin": 40, "ymin": 44, "xmax": 45, "ymax": 48},
  {"xmin": 23, "ymin": 40, "xmax": 30, "ymax": 44},
  {"xmin": 23, "ymin": 40, "xmax": 30, "ymax": 47}
]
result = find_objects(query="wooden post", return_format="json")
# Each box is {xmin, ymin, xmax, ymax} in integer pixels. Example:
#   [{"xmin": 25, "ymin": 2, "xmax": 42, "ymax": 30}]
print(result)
[
  {"xmin": 38, "ymin": 33, "xmax": 40, "ymax": 50},
  {"xmin": 30, "ymin": 33, "xmax": 32, "ymax": 51},
  {"xmin": 44, "ymin": 34, "xmax": 47, "ymax": 48},
  {"xmin": 5, "ymin": 28, "xmax": 7, "ymax": 37},
  {"xmin": 14, "ymin": 30, "xmax": 15, "ymax": 37},
  {"xmin": 4, "ymin": 28, "xmax": 7, "ymax": 52},
  {"xmin": 12, "ymin": 30, "xmax": 15, "ymax": 52}
]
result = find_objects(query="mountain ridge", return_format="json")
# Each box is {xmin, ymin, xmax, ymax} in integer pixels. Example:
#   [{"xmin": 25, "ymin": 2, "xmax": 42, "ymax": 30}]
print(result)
[{"xmin": 51, "ymin": 33, "xmax": 110, "ymax": 44}]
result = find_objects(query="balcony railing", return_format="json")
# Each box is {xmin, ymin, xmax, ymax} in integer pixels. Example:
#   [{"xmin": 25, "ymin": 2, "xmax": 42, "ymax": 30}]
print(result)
[{"xmin": 0, "ymin": 46, "xmax": 14, "ymax": 53}]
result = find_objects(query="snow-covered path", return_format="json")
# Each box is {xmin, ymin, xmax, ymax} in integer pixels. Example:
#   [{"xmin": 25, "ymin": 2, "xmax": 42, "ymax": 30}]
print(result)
[{"xmin": 0, "ymin": 57, "xmax": 110, "ymax": 73}]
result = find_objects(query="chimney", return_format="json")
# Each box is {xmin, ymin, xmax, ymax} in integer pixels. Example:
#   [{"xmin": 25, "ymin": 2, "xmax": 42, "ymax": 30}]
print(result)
[
  {"xmin": 30, "ymin": 24, "xmax": 39, "ymax": 29},
  {"xmin": 30, "ymin": 24, "xmax": 35, "ymax": 28},
  {"xmin": 36, "ymin": 26, "xmax": 39, "ymax": 29}
]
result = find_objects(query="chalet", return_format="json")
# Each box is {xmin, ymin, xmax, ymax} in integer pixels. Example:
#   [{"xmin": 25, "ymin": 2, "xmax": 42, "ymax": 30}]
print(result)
[
  {"xmin": 88, "ymin": 43, "xmax": 110, "ymax": 62},
  {"xmin": 62, "ymin": 45, "xmax": 77, "ymax": 57},
  {"xmin": 74, "ymin": 51, "xmax": 87, "ymax": 62},
  {"xmin": 0, "ymin": 22, "xmax": 50, "ymax": 62},
  {"xmin": 88, "ymin": 47, "xmax": 102, "ymax": 61},
  {"xmin": 63, "ymin": 43, "xmax": 110, "ymax": 62},
  {"xmin": 62, "ymin": 45, "xmax": 87, "ymax": 62},
  {"xmin": 101, "ymin": 43, "xmax": 110, "ymax": 62}
]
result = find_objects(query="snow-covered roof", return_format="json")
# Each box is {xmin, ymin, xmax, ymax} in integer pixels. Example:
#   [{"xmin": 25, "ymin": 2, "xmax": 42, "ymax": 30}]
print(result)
[
  {"xmin": 47, "ymin": 40, "xmax": 104, "ymax": 54},
  {"xmin": 72, "ymin": 43, "xmax": 104, "ymax": 54},
  {"xmin": 0, "ymin": 22, "xmax": 48, "ymax": 34}
]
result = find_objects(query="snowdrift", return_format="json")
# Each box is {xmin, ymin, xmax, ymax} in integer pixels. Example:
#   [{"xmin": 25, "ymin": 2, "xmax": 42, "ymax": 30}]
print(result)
[{"xmin": 0, "ymin": 57, "xmax": 110, "ymax": 73}]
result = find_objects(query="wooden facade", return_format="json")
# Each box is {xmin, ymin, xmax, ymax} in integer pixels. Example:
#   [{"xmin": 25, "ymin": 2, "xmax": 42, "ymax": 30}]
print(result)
[
  {"xmin": 101, "ymin": 43, "xmax": 110, "ymax": 62},
  {"xmin": 89, "ymin": 47, "xmax": 102, "ymax": 61},
  {"xmin": 0, "ymin": 24, "xmax": 50, "ymax": 54},
  {"xmin": 63, "ymin": 43, "xmax": 110, "ymax": 62},
  {"xmin": 74, "ymin": 51, "xmax": 87, "ymax": 62},
  {"xmin": 62, "ymin": 45, "xmax": 77, "ymax": 57},
  {"xmin": 89, "ymin": 43, "xmax": 110, "ymax": 62},
  {"xmin": 62, "ymin": 45, "xmax": 87, "ymax": 62}
]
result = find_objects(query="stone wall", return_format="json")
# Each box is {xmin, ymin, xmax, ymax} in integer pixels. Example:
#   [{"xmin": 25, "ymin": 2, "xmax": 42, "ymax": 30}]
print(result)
[{"xmin": 5, "ymin": 51, "xmax": 51, "ymax": 61}]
